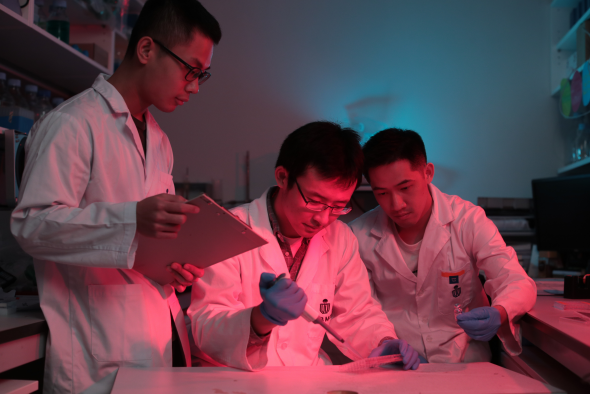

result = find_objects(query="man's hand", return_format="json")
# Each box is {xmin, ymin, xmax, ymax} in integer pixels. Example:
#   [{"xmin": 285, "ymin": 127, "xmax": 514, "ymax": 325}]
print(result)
[
  {"xmin": 456, "ymin": 306, "xmax": 506, "ymax": 342},
  {"xmin": 259, "ymin": 273, "xmax": 307, "ymax": 326},
  {"xmin": 136, "ymin": 194, "xmax": 199, "ymax": 238},
  {"xmin": 369, "ymin": 339, "xmax": 421, "ymax": 370},
  {"xmin": 167, "ymin": 263, "xmax": 205, "ymax": 292}
]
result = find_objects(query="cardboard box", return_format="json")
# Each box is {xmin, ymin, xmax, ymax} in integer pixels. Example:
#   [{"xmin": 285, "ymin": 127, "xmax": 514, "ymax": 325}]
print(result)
[{"xmin": 72, "ymin": 43, "xmax": 109, "ymax": 69}]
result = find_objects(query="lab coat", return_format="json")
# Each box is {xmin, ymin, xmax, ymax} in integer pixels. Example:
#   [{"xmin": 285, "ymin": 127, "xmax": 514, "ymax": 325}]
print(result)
[
  {"xmin": 349, "ymin": 184, "xmax": 536, "ymax": 363},
  {"xmin": 188, "ymin": 188, "xmax": 397, "ymax": 371},
  {"xmin": 11, "ymin": 74, "xmax": 191, "ymax": 394}
]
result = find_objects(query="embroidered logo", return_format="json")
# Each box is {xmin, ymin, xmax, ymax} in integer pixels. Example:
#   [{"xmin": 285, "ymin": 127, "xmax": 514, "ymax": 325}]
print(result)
[
  {"xmin": 449, "ymin": 275, "xmax": 459, "ymax": 284},
  {"xmin": 320, "ymin": 299, "xmax": 330, "ymax": 315},
  {"xmin": 452, "ymin": 285, "xmax": 461, "ymax": 298}
]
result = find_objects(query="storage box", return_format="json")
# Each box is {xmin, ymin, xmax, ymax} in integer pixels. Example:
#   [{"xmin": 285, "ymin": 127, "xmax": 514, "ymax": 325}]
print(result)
[
  {"xmin": 0, "ymin": 107, "xmax": 34, "ymax": 134},
  {"xmin": 71, "ymin": 43, "xmax": 109, "ymax": 69}
]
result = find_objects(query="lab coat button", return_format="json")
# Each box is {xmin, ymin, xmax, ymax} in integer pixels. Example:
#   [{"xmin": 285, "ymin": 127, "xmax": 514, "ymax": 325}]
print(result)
[
  {"xmin": 281, "ymin": 343, "xmax": 288, "ymax": 349},
  {"xmin": 284, "ymin": 251, "xmax": 290, "ymax": 256}
]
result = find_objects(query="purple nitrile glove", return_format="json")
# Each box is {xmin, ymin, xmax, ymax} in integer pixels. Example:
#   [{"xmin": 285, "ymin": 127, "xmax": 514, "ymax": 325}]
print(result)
[
  {"xmin": 368, "ymin": 339, "xmax": 420, "ymax": 370},
  {"xmin": 259, "ymin": 272, "xmax": 307, "ymax": 326},
  {"xmin": 456, "ymin": 306, "xmax": 502, "ymax": 342}
]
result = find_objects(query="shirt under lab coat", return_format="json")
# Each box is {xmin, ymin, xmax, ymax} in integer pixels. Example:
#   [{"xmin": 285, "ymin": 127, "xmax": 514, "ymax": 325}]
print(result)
[
  {"xmin": 188, "ymin": 188, "xmax": 397, "ymax": 370},
  {"xmin": 349, "ymin": 184, "xmax": 536, "ymax": 363},
  {"xmin": 10, "ymin": 74, "xmax": 191, "ymax": 394}
]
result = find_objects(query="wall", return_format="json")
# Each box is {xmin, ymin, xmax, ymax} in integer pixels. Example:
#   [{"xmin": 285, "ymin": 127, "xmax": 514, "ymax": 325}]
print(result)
[{"xmin": 151, "ymin": 0, "xmax": 562, "ymax": 204}]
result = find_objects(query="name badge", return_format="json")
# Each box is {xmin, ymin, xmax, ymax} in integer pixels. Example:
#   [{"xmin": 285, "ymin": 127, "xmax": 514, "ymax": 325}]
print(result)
[{"xmin": 449, "ymin": 275, "xmax": 459, "ymax": 284}]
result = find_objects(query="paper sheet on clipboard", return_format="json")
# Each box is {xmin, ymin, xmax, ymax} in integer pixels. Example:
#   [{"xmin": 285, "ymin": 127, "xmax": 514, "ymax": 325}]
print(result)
[{"xmin": 133, "ymin": 194, "xmax": 267, "ymax": 285}]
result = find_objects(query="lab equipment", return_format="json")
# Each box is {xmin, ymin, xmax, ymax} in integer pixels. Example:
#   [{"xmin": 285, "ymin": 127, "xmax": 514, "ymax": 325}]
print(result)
[
  {"xmin": 456, "ymin": 307, "xmax": 502, "ymax": 342},
  {"xmin": 337, "ymin": 354, "xmax": 403, "ymax": 372},
  {"xmin": 564, "ymin": 275, "xmax": 590, "ymax": 299},
  {"xmin": 47, "ymin": 0, "xmax": 70, "ymax": 44},
  {"xmin": 133, "ymin": 193, "xmax": 268, "ymax": 285},
  {"xmin": 0, "ymin": 128, "xmax": 28, "ymax": 206},
  {"xmin": 37, "ymin": 90, "xmax": 53, "ymax": 119},
  {"xmin": 25, "ymin": 85, "xmax": 43, "ymax": 121},
  {"xmin": 270, "ymin": 273, "xmax": 365, "ymax": 360},
  {"xmin": 0, "ymin": 73, "xmax": 15, "ymax": 107},
  {"xmin": 554, "ymin": 300, "xmax": 590, "ymax": 310},
  {"xmin": 532, "ymin": 174, "xmax": 590, "ymax": 271},
  {"xmin": 34, "ymin": 0, "xmax": 48, "ymax": 30},
  {"xmin": 260, "ymin": 273, "xmax": 307, "ymax": 326},
  {"xmin": 7, "ymin": 79, "xmax": 30, "ymax": 110},
  {"xmin": 453, "ymin": 303, "xmax": 463, "ymax": 320}
]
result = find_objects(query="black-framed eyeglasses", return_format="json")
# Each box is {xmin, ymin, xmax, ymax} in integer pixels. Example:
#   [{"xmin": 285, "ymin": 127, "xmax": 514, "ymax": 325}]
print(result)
[
  {"xmin": 153, "ymin": 39, "xmax": 211, "ymax": 84},
  {"xmin": 295, "ymin": 180, "xmax": 352, "ymax": 215}
]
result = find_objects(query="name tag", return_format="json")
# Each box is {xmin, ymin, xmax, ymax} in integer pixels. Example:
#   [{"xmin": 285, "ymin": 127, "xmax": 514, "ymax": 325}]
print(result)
[{"xmin": 441, "ymin": 269, "xmax": 465, "ymax": 285}]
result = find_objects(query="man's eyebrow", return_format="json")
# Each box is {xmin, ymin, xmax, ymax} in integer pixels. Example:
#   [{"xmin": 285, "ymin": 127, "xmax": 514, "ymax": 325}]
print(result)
[
  {"xmin": 189, "ymin": 58, "xmax": 209, "ymax": 70},
  {"xmin": 396, "ymin": 179, "xmax": 412, "ymax": 187}
]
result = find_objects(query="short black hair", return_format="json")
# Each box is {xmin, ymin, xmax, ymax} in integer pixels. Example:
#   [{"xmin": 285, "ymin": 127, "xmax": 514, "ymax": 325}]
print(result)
[
  {"xmin": 275, "ymin": 121, "xmax": 363, "ymax": 189},
  {"xmin": 125, "ymin": 0, "xmax": 221, "ymax": 59},
  {"xmin": 362, "ymin": 128, "xmax": 427, "ymax": 182}
]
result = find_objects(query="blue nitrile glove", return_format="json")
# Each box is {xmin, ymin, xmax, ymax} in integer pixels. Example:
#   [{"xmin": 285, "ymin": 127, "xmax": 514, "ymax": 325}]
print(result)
[
  {"xmin": 368, "ymin": 339, "xmax": 420, "ymax": 370},
  {"xmin": 259, "ymin": 272, "xmax": 307, "ymax": 326},
  {"xmin": 456, "ymin": 306, "xmax": 502, "ymax": 342}
]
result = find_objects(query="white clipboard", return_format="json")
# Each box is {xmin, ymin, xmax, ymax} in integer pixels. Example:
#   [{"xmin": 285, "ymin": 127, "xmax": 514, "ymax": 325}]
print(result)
[{"xmin": 133, "ymin": 194, "xmax": 268, "ymax": 285}]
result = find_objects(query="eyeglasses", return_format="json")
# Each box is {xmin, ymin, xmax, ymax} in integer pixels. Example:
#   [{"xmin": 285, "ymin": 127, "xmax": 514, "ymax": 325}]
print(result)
[
  {"xmin": 295, "ymin": 180, "xmax": 352, "ymax": 215},
  {"xmin": 153, "ymin": 39, "xmax": 211, "ymax": 84}
]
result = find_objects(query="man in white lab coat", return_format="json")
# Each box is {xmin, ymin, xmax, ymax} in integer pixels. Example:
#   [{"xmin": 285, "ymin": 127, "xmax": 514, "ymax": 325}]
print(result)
[
  {"xmin": 189, "ymin": 121, "xmax": 420, "ymax": 370},
  {"xmin": 349, "ymin": 128, "xmax": 536, "ymax": 363},
  {"xmin": 10, "ymin": 1, "xmax": 221, "ymax": 392}
]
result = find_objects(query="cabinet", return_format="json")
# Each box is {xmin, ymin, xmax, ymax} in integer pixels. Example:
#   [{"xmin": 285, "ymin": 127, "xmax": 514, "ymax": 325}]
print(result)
[{"xmin": 0, "ymin": 0, "xmax": 144, "ymax": 97}]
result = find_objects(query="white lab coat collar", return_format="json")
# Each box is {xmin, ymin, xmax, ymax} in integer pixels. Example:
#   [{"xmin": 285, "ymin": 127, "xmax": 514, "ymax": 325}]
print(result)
[
  {"xmin": 247, "ymin": 188, "xmax": 329, "ymax": 289},
  {"xmin": 371, "ymin": 184, "xmax": 455, "ymax": 288},
  {"xmin": 92, "ymin": 74, "xmax": 161, "ymax": 177}
]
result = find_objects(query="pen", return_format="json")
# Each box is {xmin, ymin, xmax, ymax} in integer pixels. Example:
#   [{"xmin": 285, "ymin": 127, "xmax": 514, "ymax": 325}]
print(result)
[{"xmin": 268, "ymin": 273, "xmax": 365, "ymax": 359}]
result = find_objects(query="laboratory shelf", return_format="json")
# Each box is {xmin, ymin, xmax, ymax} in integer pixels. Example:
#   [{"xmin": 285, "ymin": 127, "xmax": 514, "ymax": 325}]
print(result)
[
  {"xmin": 557, "ymin": 156, "xmax": 590, "ymax": 175},
  {"xmin": 555, "ymin": 7, "xmax": 590, "ymax": 51},
  {"xmin": 0, "ymin": 3, "xmax": 109, "ymax": 95}
]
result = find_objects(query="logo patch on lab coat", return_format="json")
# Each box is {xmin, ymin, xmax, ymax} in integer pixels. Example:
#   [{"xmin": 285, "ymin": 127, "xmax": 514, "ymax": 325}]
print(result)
[
  {"xmin": 449, "ymin": 275, "xmax": 459, "ymax": 284},
  {"xmin": 452, "ymin": 285, "xmax": 461, "ymax": 298},
  {"xmin": 320, "ymin": 299, "xmax": 330, "ymax": 315}
]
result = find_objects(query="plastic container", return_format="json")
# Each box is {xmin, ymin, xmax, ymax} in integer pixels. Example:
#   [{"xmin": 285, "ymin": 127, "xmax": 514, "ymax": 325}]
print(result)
[
  {"xmin": 52, "ymin": 97, "xmax": 64, "ymax": 108},
  {"xmin": 34, "ymin": 0, "xmax": 48, "ymax": 30},
  {"xmin": 47, "ymin": 0, "xmax": 70, "ymax": 44},
  {"xmin": 37, "ymin": 89, "xmax": 53, "ymax": 118},
  {"xmin": 8, "ymin": 79, "xmax": 31, "ymax": 110},
  {"xmin": 0, "ymin": 72, "xmax": 16, "ymax": 107},
  {"xmin": 25, "ymin": 84, "xmax": 40, "ymax": 110}
]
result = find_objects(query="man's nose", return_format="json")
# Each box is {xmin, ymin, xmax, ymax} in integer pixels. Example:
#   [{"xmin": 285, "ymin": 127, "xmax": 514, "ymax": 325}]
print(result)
[
  {"xmin": 391, "ymin": 193, "xmax": 406, "ymax": 211},
  {"xmin": 186, "ymin": 80, "xmax": 199, "ymax": 94},
  {"xmin": 311, "ymin": 208, "xmax": 331, "ymax": 227}
]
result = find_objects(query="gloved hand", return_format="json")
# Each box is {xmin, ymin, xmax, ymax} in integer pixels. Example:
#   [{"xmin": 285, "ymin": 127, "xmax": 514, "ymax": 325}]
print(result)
[
  {"xmin": 368, "ymin": 339, "xmax": 420, "ymax": 370},
  {"xmin": 456, "ymin": 306, "xmax": 502, "ymax": 342},
  {"xmin": 259, "ymin": 272, "xmax": 307, "ymax": 326}
]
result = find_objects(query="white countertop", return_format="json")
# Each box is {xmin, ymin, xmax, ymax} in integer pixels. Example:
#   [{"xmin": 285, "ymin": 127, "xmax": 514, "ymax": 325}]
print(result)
[{"xmin": 112, "ymin": 363, "xmax": 563, "ymax": 394}]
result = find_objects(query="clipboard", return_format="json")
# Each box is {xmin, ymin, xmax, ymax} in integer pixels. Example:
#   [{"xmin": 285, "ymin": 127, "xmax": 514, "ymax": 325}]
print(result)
[{"xmin": 133, "ymin": 193, "xmax": 268, "ymax": 285}]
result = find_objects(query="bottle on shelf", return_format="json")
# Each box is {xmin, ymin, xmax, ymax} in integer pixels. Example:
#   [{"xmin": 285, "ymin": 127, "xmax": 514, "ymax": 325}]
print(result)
[
  {"xmin": 0, "ymin": 72, "xmax": 16, "ymax": 107},
  {"xmin": 34, "ymin": 0, "xmax": 48, "ymax": 30},
  {"xmin": 47, "ymin": 0, "xmax": 70, "ymax": 44},
  {"xmin": 37, "ymin": 89, "xmax": 53, "ymax": 118},
  {"xmin": 52, "ymin": 97, "xmax": 64, "ymax": 107},
  {"xmin": 573, "ymin": 123, "xmax": 587, "ymax": 162},
  {"xmin": 7, "ymin": 79, "xmax": 31, "ymax": 110},
  {"xmin": 25, "ymin": 84, "xmax": 41, "ymax": 116}
]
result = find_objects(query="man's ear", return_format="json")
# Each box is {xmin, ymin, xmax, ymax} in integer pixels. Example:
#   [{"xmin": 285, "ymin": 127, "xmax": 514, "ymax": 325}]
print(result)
[
  {"xmin": 275, "ymin": 166, "xmax": 289, "ymax": 189},
  {"xmin": 136, "ymin": 37, "xmax": 156, "ymax": 65},
  {"xmin": 424, "ymin": 162, "xmax": 435, "ymax": 184}
]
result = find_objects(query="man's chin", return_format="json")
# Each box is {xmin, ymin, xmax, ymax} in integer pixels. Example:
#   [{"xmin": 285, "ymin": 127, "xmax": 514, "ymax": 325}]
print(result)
[{"xmin": 153, "ymin": 103, "xmax": 177, "ymax": 113}]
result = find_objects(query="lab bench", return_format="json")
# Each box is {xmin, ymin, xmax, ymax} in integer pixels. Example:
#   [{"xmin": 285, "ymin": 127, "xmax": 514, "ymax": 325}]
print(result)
[
  {"xmin": 502, "ymin": 295, "xmax": 590, "ymax": 393},
  {"xmin": 110, "ymin": 363, "xmax": 563, "ymax": 394}
]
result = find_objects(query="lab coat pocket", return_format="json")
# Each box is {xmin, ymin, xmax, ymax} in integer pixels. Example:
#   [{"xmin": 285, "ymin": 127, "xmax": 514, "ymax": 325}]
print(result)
[
  {"xmin": 157, "ymin": 171, "xmax": 174, "ymax": 195},
  {"xmin": 306, "ymin": 283, "xmax": 336, "ymax": 338},
  {"xmin": 437, "ymin": 262, "xmax": 474, "ymax": 315},
  {"xmin": 89, "ymin": 284, "xmax": 152, "ymax": 362}
]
